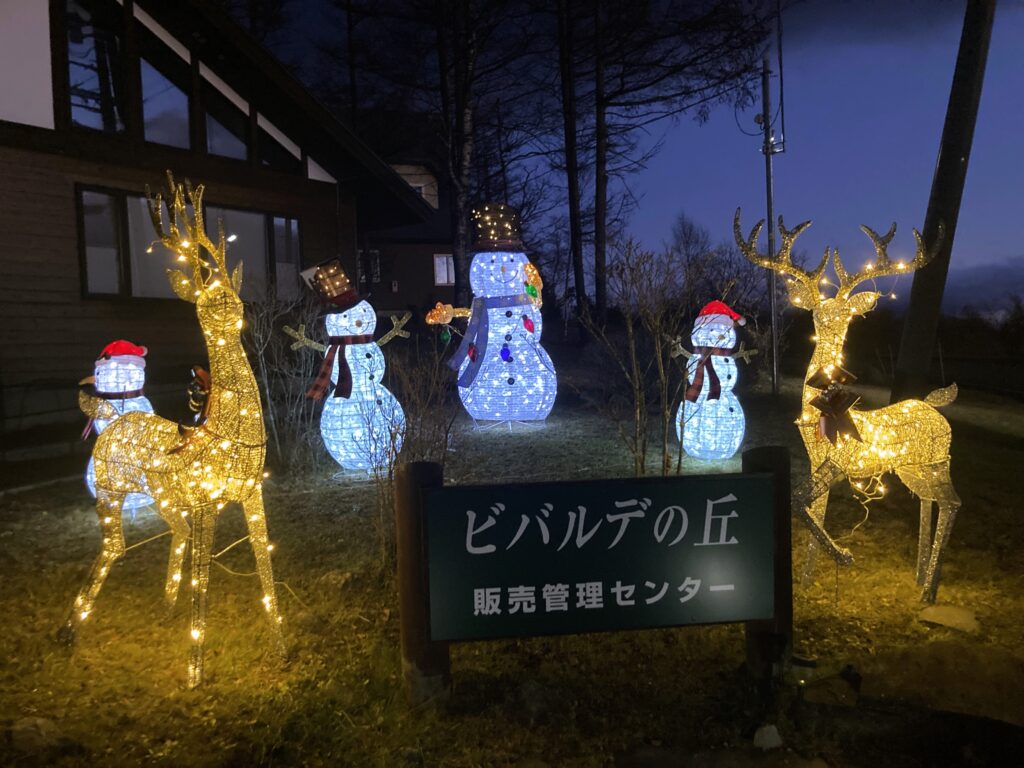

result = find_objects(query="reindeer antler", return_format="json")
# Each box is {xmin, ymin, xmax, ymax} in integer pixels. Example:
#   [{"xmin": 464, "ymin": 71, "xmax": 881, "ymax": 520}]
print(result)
[
  {"xmin": 734, "ymin": 208, "xmax": 826, "ymax": 308},
  {"xmin": 835, "ymin": 221, "xmax": 944, "ymax": 298},
  {"xmin": 145, "ymin": 172, "xmax": 230, "ymax": 289}
]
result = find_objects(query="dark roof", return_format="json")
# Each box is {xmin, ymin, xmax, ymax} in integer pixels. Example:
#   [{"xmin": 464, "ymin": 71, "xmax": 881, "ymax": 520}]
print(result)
[{"xmin": 138, "ymin": 0, "xmax": 434, "ymax": 230}]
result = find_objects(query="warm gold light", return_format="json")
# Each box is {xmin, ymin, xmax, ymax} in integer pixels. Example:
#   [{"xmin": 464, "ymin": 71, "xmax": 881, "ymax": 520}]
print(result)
[
  {"xmin": 61, "ymin": 173, "xmax": 286, "ymax": 687},
  {"xmin": 735, "ymin": 210, "xmax": 960, "ymax": 603}
]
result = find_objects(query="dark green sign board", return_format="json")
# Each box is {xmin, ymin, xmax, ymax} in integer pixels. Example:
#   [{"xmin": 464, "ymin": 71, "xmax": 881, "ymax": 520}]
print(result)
[{"xmin": 425, "ymin": 473, "xmax": 774, "ymax": 642}]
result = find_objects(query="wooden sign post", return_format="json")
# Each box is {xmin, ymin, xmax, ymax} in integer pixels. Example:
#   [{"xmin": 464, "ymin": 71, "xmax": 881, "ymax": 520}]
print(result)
[{"xmin": 396, "ymin": 447, "xmax": 792, "ymax": 707}]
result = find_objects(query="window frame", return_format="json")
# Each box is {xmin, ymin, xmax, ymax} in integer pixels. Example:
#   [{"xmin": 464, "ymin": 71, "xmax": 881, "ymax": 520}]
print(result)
[
  {"xmin": 76, "ymin": 183, "xmax": 301, "ymax": 302},
  {"xmin": 136, "ymin": 25, "xmax": 193, "ymax": 150},
  {"xmin": 63, "ymin": 0, "xmax": 129, "ymax": 135},
  {"xmin": 55, "ymin": 0, "xmax": 305, "ymax": 176},
  {"xmin": 433, "ymin": 253, "xmax": 455, "ymax": 286}
]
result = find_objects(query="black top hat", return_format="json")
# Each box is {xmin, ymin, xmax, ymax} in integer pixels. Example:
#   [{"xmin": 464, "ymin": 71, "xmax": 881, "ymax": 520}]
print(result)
[
  {"xmin": 302, "ymin": 259, "xmax": 361, "ymax": 310},
  {"xmin": 471, "ymin": 203, "xmax": 523, "ymax": 251}
]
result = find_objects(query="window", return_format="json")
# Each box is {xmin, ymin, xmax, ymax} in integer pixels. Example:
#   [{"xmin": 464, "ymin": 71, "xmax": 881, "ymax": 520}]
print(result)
[
  {"xmin": 358, "ymin": 250, "xmax": 381, "ymax": 285},
  {"xmin": 126, "ymin": 196, "xmax": 177, "ymax": 298},
  {"xmin": 258, "ymin": 126, "xmax": 302, "ymax": 174},
  {"xmin": 207, "ymin": 206, "xmax": 268, "ymax": 301},
  {"xmin": 138, "ymin": 25, "xmax": 191, "ymax": 149},
  {"xmin": 434, "ymin": 254, "xmax": 455, "ymax": 286},
  {"xmin": 273, "ymin": 217, "xmax": 301, "ymax": 300},
  {"xmin": 78, "ymin": 187, "xmax": 300, "ymax": 301},
  {"xmin": 66, "ymin": 0, "xmax": 125, "ymax": 133},
  {"xmin": 80, "ymin": 190, "xmax": 122, "ymax": 294},
  {"xmin": 204, "ymin": 79, "xmax": 248, "ymax": 160}
]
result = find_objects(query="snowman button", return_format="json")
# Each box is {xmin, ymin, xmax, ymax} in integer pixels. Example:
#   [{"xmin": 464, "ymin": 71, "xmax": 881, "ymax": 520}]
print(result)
[
  {"xmin": 365, "ymin": 352, "xmax": 372, "ymax": 358},
  {"xmin": 505, "ymin": 334, "xmax": 512, "ymax": 341},
  {"xmin": 507, "ymin": 377, "xmax": 515, "ymax": 385},
  {"xmin": 505, "ymin": 310, "xmax": 513, "ymax": 317}
]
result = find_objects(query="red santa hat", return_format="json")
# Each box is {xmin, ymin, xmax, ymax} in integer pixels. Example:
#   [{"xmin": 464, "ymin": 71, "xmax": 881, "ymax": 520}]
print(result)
[
  {"xmin": 696, "ymin": 300, "xmax": 745, "ymax": 327},
  {"xmin": 95, "ymin": 339, "xmax": 147, "ymax": 369}
]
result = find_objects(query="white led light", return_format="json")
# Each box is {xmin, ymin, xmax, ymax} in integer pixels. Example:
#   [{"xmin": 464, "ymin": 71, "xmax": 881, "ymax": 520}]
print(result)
[
  {"xmin": 457, "ymin": 251, "xmax": 556, "ymax": 422},
  {"xmin": 86, "ymin": 357, "xmax": 155, "ymax": 510},
  {"xmin": 676, "ymin": 318, "xmax": 744, "ymax": 460},
  {"xmin": 319, "ymin": 301, "xmax": 406, "ymax": 472}
]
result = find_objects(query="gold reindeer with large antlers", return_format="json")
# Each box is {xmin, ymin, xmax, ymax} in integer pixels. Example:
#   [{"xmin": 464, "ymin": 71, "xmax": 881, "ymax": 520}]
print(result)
[
  {"xmin": 60, "ymin": 173, "xmax": 286, "ymax": 687},
  {"xmin": 734, "ymin": 210, "xmax": 960, "ymax": 603}
]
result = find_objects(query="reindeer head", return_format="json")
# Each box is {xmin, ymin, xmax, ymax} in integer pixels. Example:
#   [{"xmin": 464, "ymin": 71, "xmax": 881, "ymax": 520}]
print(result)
[
  {"xmin": 146, "ymin": 173, "xmax": 246, "ymax": 341},
  {"xmin": 734, "ymin": 209, "xmax": 941, "ymax": 372}
]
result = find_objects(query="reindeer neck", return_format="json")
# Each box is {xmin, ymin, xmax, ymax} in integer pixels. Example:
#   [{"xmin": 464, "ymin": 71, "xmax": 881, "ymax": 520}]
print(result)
[
  {"xmin": 203, "ymin": 334, "xmax": 265, "ymax": 445},
  {"xmin": 799, "ymin": 317, "xmax": 851, "ymax": 452}
]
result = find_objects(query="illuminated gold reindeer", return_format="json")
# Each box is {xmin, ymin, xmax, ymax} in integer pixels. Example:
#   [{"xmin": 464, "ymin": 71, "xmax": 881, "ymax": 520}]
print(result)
[
  {"xmin": 60, "ymin": 175, "xmax": 285, "ymax": 687},
  {"xmin": 734, "ymin": 210, "xmax": 960, "ymax": 603}
]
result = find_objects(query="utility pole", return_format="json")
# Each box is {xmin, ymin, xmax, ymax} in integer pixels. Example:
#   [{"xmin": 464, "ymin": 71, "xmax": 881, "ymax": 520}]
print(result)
[
  {"xmin": 759, "ymin": 54, "xmax": 782, "ymax": 396},
  {"xmin": 891, "ymin": 0, "xmax": 995, "ymax": 401}
]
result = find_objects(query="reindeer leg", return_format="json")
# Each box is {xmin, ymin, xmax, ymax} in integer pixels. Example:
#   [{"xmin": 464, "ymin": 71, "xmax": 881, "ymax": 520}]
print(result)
[
  {"xmin": 58, "ymin": 492, "xmax": 127, "ymax": 645},
  {"xmin": 242, "ymin": 491, "xmax": 286, "ymax": 659},
  {"xmin": 162, "ymin": 508, "xmax": 191, "ymax": 610},
  {"xmin": 795, "ymin": 461, "xmax": 852, "ymax": 568},
  {"xmin": 799, "ymin": 490, "xmax": 830, "ymax": 587},
  {"xmin": 921, "ymin": 503, "xmax": 958, "ymax": 604},
  {"xmin": 186, "ymin": 509, "xmax": 216, "ymax": 689},
  {"xmin": 917, "ymin": 499, "xmax": 933, "ymax": 586}
]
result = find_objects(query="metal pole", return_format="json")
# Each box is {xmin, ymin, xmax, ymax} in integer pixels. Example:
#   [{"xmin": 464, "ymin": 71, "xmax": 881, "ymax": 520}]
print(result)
[{"xmin": 761, "ymin": 55, "xmax": 779, "ymax": 396}]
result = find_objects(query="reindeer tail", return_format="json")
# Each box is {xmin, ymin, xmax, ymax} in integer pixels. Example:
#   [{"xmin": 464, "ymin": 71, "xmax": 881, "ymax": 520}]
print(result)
[{"xmin": 924, "ymin": 383, "xmax": 958, "ymax": 408}]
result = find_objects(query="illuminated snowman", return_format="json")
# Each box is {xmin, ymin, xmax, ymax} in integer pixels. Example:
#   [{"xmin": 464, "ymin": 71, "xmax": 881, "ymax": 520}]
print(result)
[
  {"xmin": 675, "ymin": 301, "xmax": 751, "ymax": 460},
  {"xmin": 449, "ymin": 203, "xmax": 556, "ymax": 423},
  {"xmin": 304, "ymin": 261, "xmax": 406, "ymax": 473},
  {"xmin": 84, "ymin": 340, "xmax": 155, "ymax": 509}
]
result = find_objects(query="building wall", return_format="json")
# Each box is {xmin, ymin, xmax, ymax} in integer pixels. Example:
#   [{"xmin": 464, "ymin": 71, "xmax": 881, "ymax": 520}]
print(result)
[
  {"xmin": 369, "ymin": 242, "xmax": 455, "ymax": 318},
  {"xmin": 0, "ymin": 0, "xmax": 54, "ymax": 129},
  {"xmin": 0, "ymin": 144, "xmax": 354, "ymax": 432}
]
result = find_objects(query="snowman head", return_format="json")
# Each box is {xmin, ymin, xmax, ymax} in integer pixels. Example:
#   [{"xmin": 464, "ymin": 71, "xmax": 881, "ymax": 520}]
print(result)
[
  {"xmin": 470, "ymin": 250, "xmax": 531, "ymax": 296},
  {"xmin": 691, "ymin": 316, "xmax": 737, "ymax": 349},
  {"xmin": 94, "ymin": 340, "xmax": 147, "ymax": 393},
  {"xmin": 691, "ymin": 301, "xmax": 743, "ymax": 349},
  {"xmin": 325, "ymin": 299, "xmax": 377, "ymax": 336}
]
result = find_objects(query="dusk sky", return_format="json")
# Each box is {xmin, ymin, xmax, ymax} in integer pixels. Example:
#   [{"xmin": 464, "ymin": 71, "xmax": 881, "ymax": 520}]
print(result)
[
  {"xmin": 628, "ymin": 0, "xmax": 1024, "ymax": 287},
  {"xmin": 282, "ymin": 1, "xmax": 1023, "ymax": 307}
]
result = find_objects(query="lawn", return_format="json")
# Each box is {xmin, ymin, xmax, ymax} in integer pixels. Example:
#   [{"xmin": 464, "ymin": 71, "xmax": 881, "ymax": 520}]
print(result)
[{"xmin": 1, "ymin": 377, "xmax": 1022, "ymax": 767}]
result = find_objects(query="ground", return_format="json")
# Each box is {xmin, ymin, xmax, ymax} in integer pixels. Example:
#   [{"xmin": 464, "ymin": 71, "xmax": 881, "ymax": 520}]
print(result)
[{"xmin": 1, "ymin": 377, "xmax": 1023, "ymax": 767}]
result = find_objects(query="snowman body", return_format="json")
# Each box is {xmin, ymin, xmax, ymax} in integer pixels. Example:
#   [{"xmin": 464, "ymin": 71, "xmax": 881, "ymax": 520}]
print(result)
[
  {"xmin": 676, "ymin": 319, "xmax": 745, "ymax": 460},
  {"xmin": 86, "ymin": 359, "xmax": 155, "ymax": 509},
  {"xmin": 320, "ymin": 300, "xmax": 406, "ymax": 472},
  {"xmin": 458, "ymin": 250, "xmax": 556, "ymax": 422}
]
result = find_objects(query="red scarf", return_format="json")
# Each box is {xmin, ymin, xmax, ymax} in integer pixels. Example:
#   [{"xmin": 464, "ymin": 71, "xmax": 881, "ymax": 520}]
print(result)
[{"xmin": 307, "ymin": 334, "xmax": 374, "ymax": 400}]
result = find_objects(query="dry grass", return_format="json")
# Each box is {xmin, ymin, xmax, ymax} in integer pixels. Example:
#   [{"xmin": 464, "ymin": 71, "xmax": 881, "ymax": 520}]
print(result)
[{"xmin": 1, "ymin": 378, "xmax": 1022, "ymax": 766}]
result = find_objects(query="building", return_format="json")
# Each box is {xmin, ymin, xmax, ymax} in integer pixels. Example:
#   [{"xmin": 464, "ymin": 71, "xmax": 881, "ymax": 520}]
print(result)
[
  {"xmin": 356, "ymin": 110, "xmax": 456, "ymax": 319},
  {"xmin": 0, "ymin": 0, "xmax": 433, "ymax": 438}
]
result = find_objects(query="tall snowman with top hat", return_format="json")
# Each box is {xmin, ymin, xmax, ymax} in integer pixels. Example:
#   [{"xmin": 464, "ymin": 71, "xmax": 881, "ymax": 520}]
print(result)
[
  {"xmin": 427, "ymin": 203, "xmax": 556, "ymax": 424},
  {"xmin": 301, "ymin": 260, "xmax": 406, "ymax": 473},
  {"xmin": 83, "ymin": 340, "xmax": 155, "ymax": 509},
  {"xmin": 676, "ymin": 300, "xmax": 755, "ymax": 460}
]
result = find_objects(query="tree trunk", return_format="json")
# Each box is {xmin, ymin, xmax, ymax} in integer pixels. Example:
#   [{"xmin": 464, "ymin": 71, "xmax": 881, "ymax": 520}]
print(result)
[
  {"xmin": 558, "ymin": 0, "xmax": 588, "ymax": 322},
  {"xmin": 436, "ymin": 0, "xmax": 476, "ymax": 308},
  {"xmin": 593, "ymin": 0, "xmax": 608, "ymax": 323},
  {"xmin": 891, "ymin": 0, "xmax": 995, "ymax": 402}
]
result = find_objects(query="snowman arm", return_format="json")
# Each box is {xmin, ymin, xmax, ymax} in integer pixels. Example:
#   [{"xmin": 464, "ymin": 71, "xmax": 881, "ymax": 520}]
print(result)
[
  {"xmin": 734, "ymin": 341, "xmax": 759, "ymax": 363},
  {"xmin": 424, "ymin": 302, "xmax": 472, "ymax": 325},
  {"xmin": 283, "ymin": 323, "xmax": 328, "ymax": 353},
  {"xmin": 377, "ymin": 312, "xmax": 412, "ymax": 347}
]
